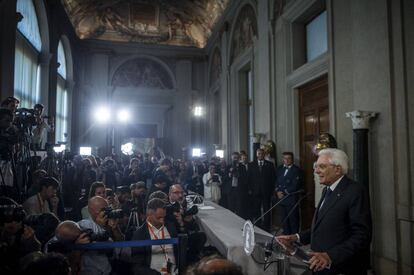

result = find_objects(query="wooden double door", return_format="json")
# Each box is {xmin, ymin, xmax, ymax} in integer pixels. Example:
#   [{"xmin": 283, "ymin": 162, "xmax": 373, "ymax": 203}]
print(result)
[{"xmin": 299, "ymin": 76, "xmax": 329, "ymax": 229}]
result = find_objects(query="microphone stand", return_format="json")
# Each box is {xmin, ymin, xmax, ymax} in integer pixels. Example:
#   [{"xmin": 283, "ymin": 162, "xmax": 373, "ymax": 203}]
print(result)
[{"xmin": 252, "ymin": 189, "xmax": 304, "ymax": 227}]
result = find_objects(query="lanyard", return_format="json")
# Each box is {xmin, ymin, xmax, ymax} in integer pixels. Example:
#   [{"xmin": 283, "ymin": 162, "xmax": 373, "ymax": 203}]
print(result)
[
  {"xmin": 37, "ymin": 193, "xmax": 45, "ymax": 212},
  {"xmin": 147, "ymin": 223, "xmax": 170, "ymax": 264}
]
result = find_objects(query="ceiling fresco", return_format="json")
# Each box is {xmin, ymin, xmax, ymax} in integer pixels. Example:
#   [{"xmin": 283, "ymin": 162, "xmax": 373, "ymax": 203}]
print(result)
[{"xmin": 62, "ymin": 0, "xmax": 230, "ymax": 48}]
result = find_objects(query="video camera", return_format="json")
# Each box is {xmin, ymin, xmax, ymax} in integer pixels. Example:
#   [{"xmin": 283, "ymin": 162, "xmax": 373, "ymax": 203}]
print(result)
[{"xmin": 14, "ymin": 108, "xmax": 37, "ymax": 129}]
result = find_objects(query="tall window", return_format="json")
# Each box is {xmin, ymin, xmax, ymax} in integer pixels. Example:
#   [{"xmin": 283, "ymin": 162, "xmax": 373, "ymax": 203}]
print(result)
[
  {"xmin": 306, "ymin": 11, "xmax": 327, "ymax": 62},
  {"xmin": 55, "ymin": 40, "xmax": 68, "ymax": 144},
  {"xmin": 14, "ymin": 0, "xmax": 42, "ymax": 108}
]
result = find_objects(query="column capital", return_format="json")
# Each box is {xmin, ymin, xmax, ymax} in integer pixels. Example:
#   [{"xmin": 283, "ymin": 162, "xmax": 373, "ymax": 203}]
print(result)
[{"xmin": 346, "ymin": 110, "xmax": 377, "ymax": 129}]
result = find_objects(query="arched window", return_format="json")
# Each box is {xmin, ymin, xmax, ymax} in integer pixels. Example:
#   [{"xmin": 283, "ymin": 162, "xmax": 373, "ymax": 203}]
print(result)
[
  {"xmin": 14, "ymin": 0, "xmax": 42, "ymax": 108},
  {"xmin": 55, "ymin": 40, "xmax": 68, "ymax": 144}
]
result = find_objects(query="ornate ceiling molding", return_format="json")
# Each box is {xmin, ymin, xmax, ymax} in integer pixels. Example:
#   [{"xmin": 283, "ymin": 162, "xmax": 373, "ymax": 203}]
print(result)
[{"xmin": 62, "ymin": 0, "xmax": 230, "ymax": 48}]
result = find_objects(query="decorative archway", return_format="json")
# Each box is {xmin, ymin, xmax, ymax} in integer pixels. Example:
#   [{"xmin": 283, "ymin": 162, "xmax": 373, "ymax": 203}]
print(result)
[
  {"xmin": 228, "ymin": 3, "xmax": 258, "ymax": 64},
  {"xmin": 111, "ymin": 57, "xmax": 175, "ymax": 90}
]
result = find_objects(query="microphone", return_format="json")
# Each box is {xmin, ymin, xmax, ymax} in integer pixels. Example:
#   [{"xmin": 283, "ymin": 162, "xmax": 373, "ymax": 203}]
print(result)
[{"xmin": 252, "ymin": 189, "xmax": 305, "ymax": 227}]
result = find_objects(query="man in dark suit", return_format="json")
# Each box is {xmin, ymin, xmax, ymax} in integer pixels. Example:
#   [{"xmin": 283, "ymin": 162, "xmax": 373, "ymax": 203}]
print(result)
[
  {"xmin": 275, "ymin": 152, "xmax": 304, "ymax": 234},
  {"xmin": 248, "ymin": 148, "xmax": 276, "ymax": 231},
  {"xmin": 276, "ymin": 149, "xmax": 372, "ymax": 274},
  {"xmin": 131, "ymin": 198, "xmax": 178, "ymax": 275},
  {"xmin": 226, "ymin": 152, "xmax": 249, "ymax": 218}
]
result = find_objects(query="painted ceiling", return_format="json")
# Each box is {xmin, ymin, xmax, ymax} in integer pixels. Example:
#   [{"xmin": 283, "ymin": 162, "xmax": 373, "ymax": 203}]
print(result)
[{"xmin": 62, "ymin": 0, "xmax": 230, "ymax": 48}]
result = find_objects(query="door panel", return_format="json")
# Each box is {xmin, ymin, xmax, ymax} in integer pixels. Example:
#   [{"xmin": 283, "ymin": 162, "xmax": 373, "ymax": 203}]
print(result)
[{"xmin": 299, "ymin": 75, "xmax": 329, "ymax": 229}]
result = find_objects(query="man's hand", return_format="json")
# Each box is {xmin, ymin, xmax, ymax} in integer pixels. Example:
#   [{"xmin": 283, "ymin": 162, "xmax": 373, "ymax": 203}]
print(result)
[
  {"xmin": 50, "ymin": 196, "xmax": 59, "ymax": 208},
  {"xmin": 308, "ymin": 252, "xmax": 331, "ymax": 272},
  {"xmin": 75, "ymin": 232, "xmax": 91, "ymax": 244},
  {"xmin": 21, "ymin": 225, "xmax": 36, "ymax": 241},
  {"xmin": 174, "ymin": 212, "xmax": 184, "ymax": 227},
  {"xmin": 107, "ymin": 218, "xmax": 119, "ymax": 230},
  {"xmin": 276, "ymin": 191, "xmax": 284, "ymax": 200},
  {"xmin": 183, "ymin": 214, "xmax": 193, "ymax": 222}
]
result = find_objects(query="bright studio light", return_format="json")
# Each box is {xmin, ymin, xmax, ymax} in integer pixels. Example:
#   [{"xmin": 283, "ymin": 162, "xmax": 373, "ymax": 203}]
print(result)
[
  {"xmin": 53, "ymin": 144, "xmax": 66, "ymax": 153},
  {"xmin": 215, "ymin": 150, "xmax": 224, "ymax": 158},
  {"xmin": 80, "ymin": 146, "xmax": 92, "ymax": 156},
  {"xmin": 94, "ymin": 106, "xmax": 111, "ymax": 123},
  {"xmin": 192, "ymin": 148, "xmax": 202, "ymax": 157},
  {"xmin": 194, "ymin": 106, "xmax": 203, "ymax": 117},
  {"xmin": 117, "ymin": 109, "xmax": 130, "ymax": 123},
  {"xmin": 121, "ymin": 142, "xmax": 134, "ymax": 155}
]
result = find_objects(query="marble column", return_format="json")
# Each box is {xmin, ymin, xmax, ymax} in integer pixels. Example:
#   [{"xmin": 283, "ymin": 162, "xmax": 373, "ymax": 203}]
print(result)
[{"xmin": 345, "ymin": 110, "xmax": 377, "ymax": 190}]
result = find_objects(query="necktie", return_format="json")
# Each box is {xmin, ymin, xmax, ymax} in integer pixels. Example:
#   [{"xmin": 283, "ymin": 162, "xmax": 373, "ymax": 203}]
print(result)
[
  {"xmin": 259, "ymin": 161, "xmax": 263, "ymax": 172},
  {"xmin": 319, "ymin": 187, "xmax": 332, "ymax": 211}
]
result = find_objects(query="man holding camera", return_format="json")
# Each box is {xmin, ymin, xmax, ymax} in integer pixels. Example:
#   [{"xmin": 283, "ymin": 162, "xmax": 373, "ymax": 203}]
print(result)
[
  {"xmin": 226, "ymin": 152, "xmax": 248, "ymax": 218},
  {"xmin": 32, "ymin": 103, "xmax": 53, "ymax": 150},
  {"xmin": 166, "ymin": 184, "xmax": 206, "ymax": 265},
  {"xmin": 0, "ymin": 196, "xmax": 41, "ymax": 273},
  {"xmin": 77, "ymin": 196, "xmax": 124, "ymax": 275},
  {"xmin": 0, "ymin": 108, "xmax": 16, "ymax": 198}
]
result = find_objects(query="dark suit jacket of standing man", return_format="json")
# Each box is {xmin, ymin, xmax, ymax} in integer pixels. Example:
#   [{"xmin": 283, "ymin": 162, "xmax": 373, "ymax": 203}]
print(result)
[
  {"xmin": 226, "ymin": 162, "xmax": 249, "ymax": 218},
  {"xmin": 299, "ymin": 176, "xmax": 372, "ymax": 275},
  {"xmin": 275, "ymin": 164, "xmax": 304, "ymax": 206},
  {"xmin": 275, "ymin": 164, "xmax": 304, "ymax": 234},
  {"xmin": 248, "ymin": 159, "xmax": 276, "ymax": 230},
  {"xmin": 131, "ymin": 221, "xmax": 179, "ymax": 275}
]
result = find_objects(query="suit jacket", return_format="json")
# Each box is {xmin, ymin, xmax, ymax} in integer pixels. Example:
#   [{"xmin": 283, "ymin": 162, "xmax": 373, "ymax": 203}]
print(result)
[
  {"xmin": 247, "ymin": 160, "xmax": 276, "ymax": 197},
  {"xmin": 224, "ymin": 163, "xmax": 248, "ymax": 193},
  {"xmin": 275, "ymin": 164, "xmax": 304, "ymax": 206},
  {"xmin": 299, "ymin": 176, "xmax": 372, "ymax": 274},
  {"xmin": 131, "ymin": 221, "xmax": 179, "ymax": 274}
]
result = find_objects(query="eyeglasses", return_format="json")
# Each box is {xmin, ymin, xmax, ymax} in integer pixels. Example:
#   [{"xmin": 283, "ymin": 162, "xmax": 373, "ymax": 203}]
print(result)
[{"xmin": 314, "ymin": 163, "xmax": 337, "ymax": 170}]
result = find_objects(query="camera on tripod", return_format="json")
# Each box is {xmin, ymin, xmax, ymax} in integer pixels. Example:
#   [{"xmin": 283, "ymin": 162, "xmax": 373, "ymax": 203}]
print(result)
[{"xmin": 14, "ymin": 108, "xmax": 37, "ymax": 129}]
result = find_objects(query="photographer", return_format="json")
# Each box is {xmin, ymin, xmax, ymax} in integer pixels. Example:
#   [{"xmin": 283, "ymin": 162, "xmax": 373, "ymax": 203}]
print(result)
[
  {"xmin": 32, "ymin": 103, "xmax": 53, "ymax": 150},
  {"xmin": 0, "ymin": 196, "xmax": 41, "ymax": 273},
  {"xmin": 0, "ymin": 108, "xmax": 17, "ymax": 199},
  {"xmin": 226, "ymin": 152, "xmax": 248, "ymax": 218},
  {"xmin": 45, "ymin": 221, "xmax": 91, "ymax": 274},
  {"xmin": 167, "ymin": 184, "xmax": 206, "ymax": 264},
  {"xmin": 23, "ymin": 177, "xmax": 59, "ymax": 216},
  {"xmin": 0, "ymin": 96, "xmax": 19, "ymax": 113},
  {"xmin": 100, "ymin": 157, "xmax": 121, "ymax": 191},
  {"xmin": 202, "ymin": 165, "xmax": 222, "ymax": 204},
  {"xmin": 39, "ymin": 144, "xmax": 59, "ymax": 179},
  {"xmin": 122, "ymin": 182, "xmax": 147, "ymax": 229},
  {"xmin": 77, "ymin": 196, "xmax": 124, "ymax": 275}
]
